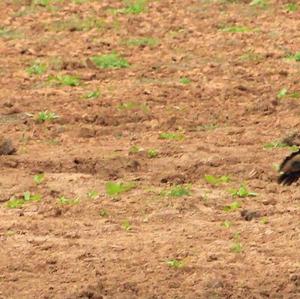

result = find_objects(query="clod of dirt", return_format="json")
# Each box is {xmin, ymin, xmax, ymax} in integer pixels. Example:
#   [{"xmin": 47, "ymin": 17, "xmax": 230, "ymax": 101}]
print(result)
[
  {"xmin": 240, "ymin": 210, "xmax": 261, "ymax": 221},
  {"xmin": 77, "ymin": 127, "xmax": 96, "ymax": 138},
  {"xmin": 0, "ymin": 137, "xmax": 16, "ymax": 155}
]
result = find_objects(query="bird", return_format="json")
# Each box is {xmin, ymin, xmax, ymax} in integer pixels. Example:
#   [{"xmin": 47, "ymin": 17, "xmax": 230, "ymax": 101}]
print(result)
[{"xmin": 278, "ymin": 150, "xmax": 300, "ymax": 185}]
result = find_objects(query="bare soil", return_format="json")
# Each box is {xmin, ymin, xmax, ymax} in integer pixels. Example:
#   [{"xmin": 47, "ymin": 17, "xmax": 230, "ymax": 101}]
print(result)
[{"xmin": 0, "ymin": 0, "xmax": 300, "ymax": 298}]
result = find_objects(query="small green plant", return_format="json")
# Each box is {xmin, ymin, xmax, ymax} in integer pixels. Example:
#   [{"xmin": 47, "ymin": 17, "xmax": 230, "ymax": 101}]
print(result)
[
  {"xmin": 26, "ymin": 62, "xmax": 47, "ymax": 75},
  {"xmin": 223, "ymin": 201, "xmax": 241, "ymax": 212},
  {"xmin": 277, "ymin": 88, "xmax": 288, "ymax": 99},
  {"xmin": 263, "ymin": 141, "xmax": 298, "ymax": 151},
  {"xmin": 147, "ymin": 148, "xmax": 158, "ymax": 158},
  {"xmin": 204, "ymin": 175, "xmax": 230, "ymax": 186},
  {"xmin": 230, "ymin": 242, "xmax": 243, "ymax": 253},
  {"xmin": 91, "ymin": 53, "xmax": 129, "ymax": 69},
  {"xmin": 87, "ymin": 190, "xmax": 100, "ymax": 200},
  {"xmin": 33, "ymin": 173, "xmax": 45, "ymax": 185},
  {"xmin": 99, "ymin": 209, "xmax": 109, "ymax": 217},
  {"xmin": 129, "ymin": 145, "xmax": 142, "ymax": 154},
  {"xmin": 48, "ymin": 74, "xmax": 80, "ymax": 86},
  {"xmin": 58, "ymin": 196, "xmax": 79, "ymax": 205},
  {"xmin": 126, "ymin": 37, "xmax": 159, "ymax": 47},
  {"xmin": 250, "ymin": 0, "xmax": 268, "ymax": 8},
  {"xmin": 122, "ymin": 219, "xmax": 132, "ymax": 231},
  {"xmin": 260, "ymin": 217, "xmax": 269, "ymax": 224},
  {"xmin": 159, "ymin": 132, "xmax": 185, "ymax": 141},
  {"xmin": 230, "ymin": 185, "xmax": 257, "ymax": 198},
  {"xmin": 165, "ymin": 185, "xmax": 191, "ymax": 197},
  {"xmin": 36, "ymin": 110, "xmax": 59, "ymax": 122},
  {"xmin": 84, "ymin": 90, "xmax": 100, "ymax": 100},
  {"xmin": 166, "ymin": 259, "xmax": 184, "ymax": 269},
  {"xmin": 123, "ymin": 0, "xmax": 148, "ymax": 14},
  {"xmin": 105, "ymin": 181, "xmax": 136, "ymax": 197},
  {"xmin": 196, "ymin": 124, "xmax": 218, "ymax": 131},
  {"xmin": 179, "ymin": 77, "xmax": 191, "ymax": 84},
  {"xmin": 285, "ymin": 3, "xmax": 298, "ymax": 12},
  {"xmin": 0, "ymin": 27, "xmax": 22, "ymax": 40},
  {"xmin": 222, "ymin": 220, "xmax": 232, "ymax": 228},
  {"xmin": 7, "ymin": 192, "xmax": 41, "ymax": 209},
  {"xmin": 239, "ymin": 51, "xmax": 263, "ymax": 62}
]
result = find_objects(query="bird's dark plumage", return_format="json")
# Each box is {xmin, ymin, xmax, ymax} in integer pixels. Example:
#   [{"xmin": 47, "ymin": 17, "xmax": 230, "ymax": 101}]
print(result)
[{"xmin": 278, "ymin": 149, "xmax": 300, "ymax": 185}]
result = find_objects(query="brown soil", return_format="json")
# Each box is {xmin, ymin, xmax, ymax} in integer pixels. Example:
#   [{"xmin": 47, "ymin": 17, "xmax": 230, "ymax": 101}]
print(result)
[{"xmin": 0, "ymin": 0, "xmax": 300, "ymax": 298}]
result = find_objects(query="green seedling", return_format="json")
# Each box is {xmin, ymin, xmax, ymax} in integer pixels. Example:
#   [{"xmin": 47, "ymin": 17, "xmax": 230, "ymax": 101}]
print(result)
[
  {"xmin": 87, "ymin": 190, "xmax": 100, "ymax": 200},
  {"xmin": 230, "ymin": 185, "xmax": 257, "ymax": 198},
  {"xmin": 105, "ymin": 181, "xmax": 136, "ymax": 197},
  {"xmin": 84, "ymin": 90, "xmax": 100, "ymax": 100},
  {"xmin": 34, "ymin": 173, "xmax": 45, "ymax": 185},
  {"xmin": 126, "ymin": 37, "xmax": 159, "ymax": 47},
  {"xmin": 222, "ymin": 220, "xmax": 232, "ymax": 228},
  {"xmin": 223, "ymin": 201, "xmax": 241, "ymax": 212},
  {"xmin": 26, "ymin": 62, "xmax": 47, "ymax": 75},
  {"xmin": 277, "ymin": 88, "xmax": 288, "ymax": 99},
  {"xmin": 36, "ymin": 110, "xmax": 59, "ymax": 122},
  {"xmin": 166, "ymin": 259, "xmax": 184, "ymax": 269},
  {"xmin": 164, "ymin": 185, "xmax": 191, "ymax": 197},
  {"xmin": 48, "ymin": 74, "xmax": 80, "ymax": 86},
  {"xmin": 129, "ymin": 145, "xmax": 142, "ymax": 154},
  {"xmin": 147, "ymin": 149, "xmax": 158, "ymax": 158},
  {"xmin": 124, "ymin": 0, "xmax": 148, "ymax": 14},
  {"xmin": 260, "ymin": 217, "xmax": 269, "ymax": 224},
  {"xmin": 239, "ymin": 51, "xmax": 263, "ymax": 62},
  {"xmin": 91, "ymin": 53, "xmax": 129, "ymax": 69},
  {"xmin": 250, "ymin": 0, "xmax": 268, "ymax": 8},
  {"xmin": 122, "ymin": 219, "xmax": 132, "ymax": 231},
  {"xmin": 285, "ymin": 3, "xmax": 298, "ymax": 12},
  {"xmin": 7, "ymin": 192, "xmax": 41, "ymax": 209},
  {"xmin": 58, "ymin": 196, "xmax": 79, "ymax": 205},
  {"xmin": 159, "ymin": 132, "xmax": 185, "ymax": 141},
  {"xmin": 230, "ymin": 242, "xmax": 243, "ymax": 253},
  {"xmin": 204, "ymin": 175, "xmax": 230, "ymax": 186},
  {"xmin": 99, "ymin": 209, "xmax": 109, "ymax": 217},
  {"xmin": 179, "ymin": 77, "xmax": 191, "ymax": 84},
  {"xmin": 263, "ymin": 141, "xmax": 298, "ymax": 152}
]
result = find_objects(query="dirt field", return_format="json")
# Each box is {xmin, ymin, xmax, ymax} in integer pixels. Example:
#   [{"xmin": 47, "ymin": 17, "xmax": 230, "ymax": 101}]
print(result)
[{"xmin": 0, "ymin": 0, "xmax": 300, "ymax": 298}]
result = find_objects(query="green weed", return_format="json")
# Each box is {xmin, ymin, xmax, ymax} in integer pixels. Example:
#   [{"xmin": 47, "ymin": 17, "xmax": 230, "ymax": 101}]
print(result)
[
  {"xmin": 7, "ymin": 192, "xmax": 41, "ymax": 209},
  {"xmin": 36, "ymin": 111, "xmax": 59, "ymax": 122},
  {"xmin": 33, "ymin": 173, "xmax": 45, "ymax": 185},
  {"xmin": 91, "ymin": 53, "xmax": 129, "ymax": 69},
  {"xmin": 99, "ymin": 209, "xmax": 109, "ymax": 217},
  {"xmin": 0, "ymin": 27, "xmax": 22, "ymax": 40},
  {"xmin": 230, "ymin": 185, "xmax": 257, "ymax": 198},
  {"xmin": 126, "ymin": 37, "xmax": 159, "ymax": 47},
  {"xmin": 221, "ymin": 25, "xmax": 253, "ymax": 33},
  {"xmin": 277, "ymin": 88, "xmax": 300, "ymax": 99},
  {"xmin": 122, "ymin": 219, "xmax": 132, "ymax": 231},
  {"xmin": 159, "ymin": 132, "xmax": 185, "ymax": 141},
  {"xmin": 147, "ymin": 149, "xmax": 158, "ymax": 158},
  {"xmin": 84, "ymin": 90, "xmax": 100, "ymax": 100},
  {"xmin": 230, "ymin": 242, "xmax": 243, "ymax": 253},
  {"xmin": 264, "ymin": 141, "xmax": 298, "ymax": 151},
  {"xmin": 204, "ymin": 175, "xmax": 230, "ymax": 186},
  {"xmin": 26, "ymin": 61, "xmax": 47, "ymax": 75},
  {"xmin": 166, "ymin": 259, "xmax": 184, "ymax": 269},
  {"xmin": 105, "ymin": 181, "xmax": 136, "ymax": 197},
  {"xmin": 249, "ymin": 0, "xmax": 268, "ymax": 8},
  {"xmin": 285, "ymin": 3, "xmax": 298, "ymax": 12},
  {"xmin": 48, "ymin": 74, "xmax": 80, "ymax": 86},
  {"xmin": 163, "ymin": 185, "xmax": 191, "ymax": 197},
  {"xmin": 58, "ymin": 196, "xmax": 79, "ymax": 205},
  {"xmin": 179, "ymin": 77, "xmax": 191, "ymax": 84},
  {"xmin": 87, "ymin": 190, "xmax": 100, "ymax": 200},
  {"xmin": 223, "ymin": 201, "xmax": 241, "ymax": 212},
  {"xmin": 222, "ymin": 220, "xmax": 232, "ymax": 228},
  {"xmin": 118, "ymin": 102, "xmax": 148, "ymax": 112}
]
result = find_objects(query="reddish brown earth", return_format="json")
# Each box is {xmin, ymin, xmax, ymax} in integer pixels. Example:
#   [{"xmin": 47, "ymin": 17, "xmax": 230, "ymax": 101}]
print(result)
[{"xmin": 0, "ymin": 0, "xmax": 300, "ymax": 298}]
